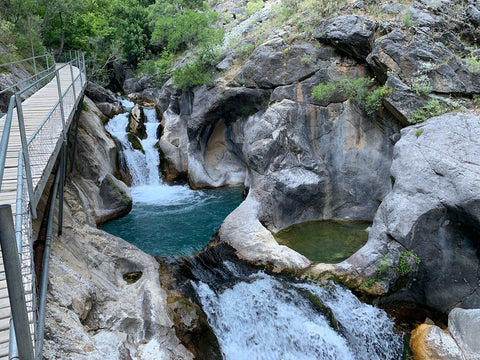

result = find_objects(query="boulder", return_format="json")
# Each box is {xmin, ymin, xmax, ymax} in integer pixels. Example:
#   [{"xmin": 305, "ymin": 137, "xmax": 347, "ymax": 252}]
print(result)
[
  {"xmin": 96, "ymin": 102, "xmax": 124, "ymax": 118},
  {"xmin": 449, "ymin": 308, "xmax": 480, "ymax": 358},
  {"xmin": 85, "ymin": 81, "xmax": 117, "ymax": 104},
  {"xmin": 306, "ymin": 113, "xmax": 480, "ymax": 311},
  {"xmin": 409, "ymin": 324, "xmax": 465, "ymax": 360},
  {"xmin": 129, "ymin": 104, "xmax": 147, "ymax": 139},
  {"xmin": 314, "ymin": 15, "xmax": 378, "ymax": 62},
  {"xmin": 234, "ymin": 39, "xmax": 326, "ymax": 89}
]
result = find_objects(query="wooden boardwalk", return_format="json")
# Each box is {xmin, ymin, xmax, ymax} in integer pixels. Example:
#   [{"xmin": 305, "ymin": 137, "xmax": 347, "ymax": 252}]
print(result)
[{"xmin": 0, "ymin": 63, "xmax": 85, "ymax": 359}]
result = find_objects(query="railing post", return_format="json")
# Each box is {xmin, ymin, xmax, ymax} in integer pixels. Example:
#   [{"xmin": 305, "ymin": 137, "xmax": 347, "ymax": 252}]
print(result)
[
  {"xmin": 15, "ymin": 94, "xmax": 37, "ymax": 219},
  {"xmin": 69, "ymin": 62, "xmax": 76, "ymax": 100},
  {"xmin": 0, "ymin": 96, "xmax": 16, "ymax": 191},
  {"xmin": 9, "ymin": 64, "xmax": 16, "ymax": 90},
  {"xmin": 0, "ymin": 205, "xmax": 34, "ymax": 360},
  {"xmin": 55, "ymin": 69, "xmax": 67, "ymax": 135},
  {"xmin": 58, "ymin": 140, "xmax": 67, "ymax": 236}
]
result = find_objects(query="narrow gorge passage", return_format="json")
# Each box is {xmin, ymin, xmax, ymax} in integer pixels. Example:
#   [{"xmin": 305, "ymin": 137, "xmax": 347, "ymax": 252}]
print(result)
[{"xmin": 101, "ymin": 100, "xmax": 243, "ymax": 257}]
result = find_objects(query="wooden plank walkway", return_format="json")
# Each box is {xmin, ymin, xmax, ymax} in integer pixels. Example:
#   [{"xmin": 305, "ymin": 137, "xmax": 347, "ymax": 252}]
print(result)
[{"xmin": 0, "ymin": 63, "xmax": 85, "ymax": 359}]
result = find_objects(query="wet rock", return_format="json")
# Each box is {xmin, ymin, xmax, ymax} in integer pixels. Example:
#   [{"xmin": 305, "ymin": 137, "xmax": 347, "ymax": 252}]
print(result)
[
  {"xmin": 129, "ymin": 104, "xmax": 147, "ymax": 139},
  {"xmin": 96, "ymin": 102, "xmax": 124, "ymax": 118},
  {"xmin": 69, "ymin": 97, "xmax": 132, "ymax": 225},
  {"xmin": 409, "ymin": 324, "xmax": 465, "ymax": 360},
  {"xmin": 98, "ymin": 174, "xmax": 132, "ymax": 224},
  {"xmin": 314, "ymin": 15, "xmax": 378, "ymax": 62}
]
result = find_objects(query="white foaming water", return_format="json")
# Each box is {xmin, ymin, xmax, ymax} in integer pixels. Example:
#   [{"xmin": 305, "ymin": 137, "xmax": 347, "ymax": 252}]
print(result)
[
  {"xmin": 119, "ymin": 98, "xmax": 135, "ymax": 110},
  {"xmin": 193, "ymin": 269, "xmax": 403, "ymax": 360},
  {"xmin": 105, "ymin": 105, "xmax": 208, "ymax": 206}
]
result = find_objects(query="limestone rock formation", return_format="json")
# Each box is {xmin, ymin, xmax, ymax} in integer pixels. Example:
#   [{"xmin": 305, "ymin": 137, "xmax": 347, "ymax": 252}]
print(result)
[
  {"xmin": 69, "ymin": 97, "xmax": 132, "ymax": 225},
  {"xmin": 307, "ymin": 113, "xmax": 480, "ymax": 311},
  {"xmin": 409, "ymin": 324, "xmax": 465, "ymax": 360},
  {"xmin": 409, "ymin": 308, "xmax": 480, "ymax": 360},
  {"xmin": 85, "ymin": 81, "xmax": 123, "ymax": 119}
]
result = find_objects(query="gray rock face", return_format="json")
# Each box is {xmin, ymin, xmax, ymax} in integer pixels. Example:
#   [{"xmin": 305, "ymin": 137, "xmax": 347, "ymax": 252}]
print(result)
[
  {"xmin": 70, "ymin": 97, "xmax": 132, "ymax": 225},
  {"xmin": 308, "ymin": 113, "xmax": 480, "ymax": 311},
  {"xmin": 186, "ymin": 86, "xmax": 271, "ymax": 188},
  {"xmin": 449, "ymin": 308, "xmax": 480, "ymax": 358},
  {"xmin": 314, "ymin": 15, "xmax": 378, "ymax": 62},
  {"xmin": 234, "ymin": 39, "xmax": 324, "ymax": 89},
  {"xmin": 367, "ymin": 29, "xmax": 480, "ymax": 94},
  {"xmin": 85, "ymin": 81, "xmax": 117, "ymax": 104},
  {"xmin": 241, "ymin": 99, "xmax": 400, "ymax": 232}
]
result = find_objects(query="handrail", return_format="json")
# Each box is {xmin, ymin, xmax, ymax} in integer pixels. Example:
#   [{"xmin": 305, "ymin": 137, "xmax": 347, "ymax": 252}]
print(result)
[
  {"xmin": 0, "ymin": 53, "xmax": 55, "ymax": 97},
  {"xmin": 0, "ymin": 51, "xmax": 87, "ymax": 359}
]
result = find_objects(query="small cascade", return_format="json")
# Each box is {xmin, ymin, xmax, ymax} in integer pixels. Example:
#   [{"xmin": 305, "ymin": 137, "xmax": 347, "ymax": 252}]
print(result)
[
  {"xmin": 105, "ymin": 105, "xmax": 160, "ymax": 186},
  {"xmin": 183, "ymin": 252, "xmax": 404, "ymax": 360}
]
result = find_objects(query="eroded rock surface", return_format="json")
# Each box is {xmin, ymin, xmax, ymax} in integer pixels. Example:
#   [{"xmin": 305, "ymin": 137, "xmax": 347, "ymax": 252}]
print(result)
[
  {"xmin": 43, "ymin": 98, "xmax": 195, "ymax": 359},
  {"xmin": 69, "ymin": 97, "xmax": 132, "ymax": 225},
  {"xmin": 307, "ymin": 113, "xmax": 480, "ymax": 311}
]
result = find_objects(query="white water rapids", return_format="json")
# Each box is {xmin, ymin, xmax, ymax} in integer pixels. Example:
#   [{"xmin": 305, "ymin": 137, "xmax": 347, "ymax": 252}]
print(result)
[{"xmin": 192, "ymin": 262, "xmax": 404, "ymax": 360}]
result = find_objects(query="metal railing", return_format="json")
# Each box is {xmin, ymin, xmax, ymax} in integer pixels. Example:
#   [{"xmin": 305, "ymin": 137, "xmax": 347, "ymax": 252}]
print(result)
[
  {"xmin": 0, "ymin": 52, "xmax": 87, "ymax": 359},
  {"xmin": 0, "ymin": 53, "xmax": 56, "ymax": 98}
]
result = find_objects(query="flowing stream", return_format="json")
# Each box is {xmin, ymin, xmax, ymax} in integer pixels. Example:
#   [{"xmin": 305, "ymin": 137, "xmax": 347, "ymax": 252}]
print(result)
[
  {"xmin": 103, "ymin": 100, "xmax": 404, "ymax": 359},
  {"xmin": 182, "ymin": 252, "xmax": 404, "ymax": 360},
  {"xmin": 102, "ymin": 101, "xmax": 243, "ymax": 256}
]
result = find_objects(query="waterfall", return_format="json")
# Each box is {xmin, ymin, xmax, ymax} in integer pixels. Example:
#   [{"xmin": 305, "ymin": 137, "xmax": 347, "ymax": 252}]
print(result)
[
  {"xmin": 105, "ymin": 105, "xmax": 160, "ymax": 186},
  {"xmin": 189, "ymin": 259, "xmax": 404, "ymax": 360}
]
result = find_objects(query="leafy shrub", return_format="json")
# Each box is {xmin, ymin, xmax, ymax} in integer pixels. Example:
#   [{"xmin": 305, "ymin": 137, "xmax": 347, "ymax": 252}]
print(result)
[
  {"xmin": 365, "ymin": 85, "xmax": 393, "ymax": 112},
  {"xmin": 409, "ymin": 99, "xmax": 447, "ymax": 124},
  {"xmin": 300, "ymin": 55, "xmax": 313, "ymax": 67},
  {"xmin": 172, "ymin": 49, "xmax": 217, "ymax": 90},
  {"xmin": 312, "ymin": 81, "xmax": 336, "ymax": 102},
  {"xmin": 235, "ymin": 43, "xmax": 255, "ymax": 61},
  {"xmin": 466, "ymin": 55, "xmax": 480, "ymax": 75},
  {"xmin": 246, "ymin": 0, "xmax": 264, "ymax": 15},
  {"xmin": 312, "ymin": 77, "xmax": 376, "ymax": 105},
  {"xmin": 410, "ymin": 75, "xmax": 432, "ymax": 97},
  {"xmin": 397, "ymin": 250, "xmax": 420, "ymax": 276}
]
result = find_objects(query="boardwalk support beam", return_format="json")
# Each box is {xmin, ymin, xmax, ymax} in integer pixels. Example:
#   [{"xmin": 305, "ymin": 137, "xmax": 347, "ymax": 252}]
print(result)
[{"xmin": 0, "ymin": 205, "xmax": 34, "ymax": 360}]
